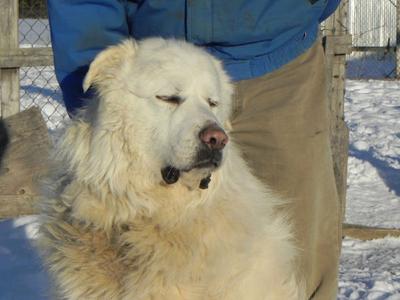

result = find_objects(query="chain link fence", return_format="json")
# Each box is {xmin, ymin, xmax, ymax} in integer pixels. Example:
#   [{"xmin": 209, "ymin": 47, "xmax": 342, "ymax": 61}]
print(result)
[
  {"xmin": 347, "ymin": 0, "xmax": 397, "ymax": 79},
  {"xmin": 19, "ymin": 0, "xmax": 67, "ymax": 130}
]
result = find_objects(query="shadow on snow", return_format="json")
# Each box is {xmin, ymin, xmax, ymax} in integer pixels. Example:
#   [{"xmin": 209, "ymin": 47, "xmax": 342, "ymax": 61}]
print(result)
[
  {"xmin": 349, "ymin": 144, "xmax": 400, "ymax": 196},
  {"xmin": 20, "ymin": 85, "xmax": 63, "ymax": 105},
  {"xmin": 0, "ymin": 219, "xmax": 50, "ymax": 299}
]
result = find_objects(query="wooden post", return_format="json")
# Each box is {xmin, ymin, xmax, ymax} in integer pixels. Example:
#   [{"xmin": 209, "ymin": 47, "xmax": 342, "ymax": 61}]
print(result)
[
  {"xmin": 0, "ymin": 107, "xmax": 50, "ymax": 219},
  {"xmin": 397, "ymin": 0, "xmax": 400, "ymax": 78},
  {"xmin": 324, "ymin": 0, "xmax": 351, "ymax": 220},
  {"xmin": 0, "ymin": 0, "xmax": 20, "ymax": 118}
]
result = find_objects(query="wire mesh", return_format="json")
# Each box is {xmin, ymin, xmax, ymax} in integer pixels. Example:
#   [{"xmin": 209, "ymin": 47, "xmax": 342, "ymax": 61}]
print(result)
[
  {"xmin": 347, "ymin": 0, "xmax": 397, "ymax": 79},
  {"xmin": 19, "ymin": 0, "xmax": 67, "ymax": 130},
  {"xmin": 347, "ymin": 50, "xmax": 396, "ymax": 79}
]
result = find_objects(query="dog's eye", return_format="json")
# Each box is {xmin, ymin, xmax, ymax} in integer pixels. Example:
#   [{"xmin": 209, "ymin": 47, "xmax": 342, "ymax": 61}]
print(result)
[
  {"xmin": 156, "ymin": 95, "xmax": 182, "ymax": 104},
  {"xmin": 208, "ymin": 98, "xmax": 218, "ymax": 108}
]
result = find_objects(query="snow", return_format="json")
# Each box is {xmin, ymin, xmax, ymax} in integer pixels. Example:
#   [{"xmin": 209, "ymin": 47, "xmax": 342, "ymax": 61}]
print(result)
[
  {"xmin": 0, "ymin": 217, "xmax": 50, "ymax": 300},
  {"xmin": 0, "ymin": 19, "xmax": 399, "ymax": 299},
  {"xmin": 339, "ymin": 237, "xmax": 400, "ymax": 300},
  {"xmin": 338, "ymin": 80, "xmax": 400, "ymax": 299},
  {"xmin": 345, "ymin": 80, "xmax": 400, "ymax": 229}
]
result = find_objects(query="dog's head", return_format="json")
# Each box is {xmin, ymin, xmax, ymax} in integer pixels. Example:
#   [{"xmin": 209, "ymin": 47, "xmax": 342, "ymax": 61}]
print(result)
[{"xmin": 66, "ymin": 39, "xmax": 233, "ymax": 195}]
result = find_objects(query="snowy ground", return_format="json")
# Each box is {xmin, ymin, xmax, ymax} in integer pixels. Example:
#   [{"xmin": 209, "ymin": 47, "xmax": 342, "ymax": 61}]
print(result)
[
  {"xmin": 339, "ymin": 237, "xmax": 400, "ymax": 299},
  {"xmin": 0, "ymin": 20, "xmax": 400, "ymax": 299},
  {"xmin": 345, "ymin": 80, "xmax": 400, "ymax": 229},
  {"xmin": 337, "ymin": 80, "xmax": 400, "ymax": 299}
]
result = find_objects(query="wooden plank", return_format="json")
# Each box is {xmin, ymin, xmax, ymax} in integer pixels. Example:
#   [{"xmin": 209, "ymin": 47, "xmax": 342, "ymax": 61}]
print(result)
[
  {"xmin": 325, "ymin": 41, "xmax": 349, "ymax": 215},
  {"xmin": 332, "ymin": 50, "xmax": 348, "ymax": 216},
  {"xmin": 0, "ymin": 107, "xmax": 50, "ymax": 219},
  {"xmin": 325, "ymin": 35, "xmax": 353, "ymax": 55},
  {"xmin": 331, "ymin": 120, "xmax": 349, "ymax": 218},
  {"xmin": 323, "ymin": 0, "xmax": 348, "ymax": 36},
  {"xmin": 324, "ymin": 0, "xmax": 351, "ymax": 221},
  {"xmin": 0, "ymin": 70, "xmax": 20, "ymax": 118},
  {"xmin": 0, "ymin": 0, "xmax": 20, "ymax": 118},
  {"xmin": 0, "ymin": 47, "xmax": 54, "ymax": 68},
  {"xmin": 0, "ymin": 195, "xmax": 39, "ymax": 219},
  {"xmin": 343, "ymin": 223, "xmax": 400, "ymax": 240}
]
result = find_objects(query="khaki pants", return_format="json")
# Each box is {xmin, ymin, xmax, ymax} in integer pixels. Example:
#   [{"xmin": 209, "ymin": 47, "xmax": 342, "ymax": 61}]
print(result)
[{"xmin": 231, "ymin": 41, "xmax": 342, "ymax": 300}]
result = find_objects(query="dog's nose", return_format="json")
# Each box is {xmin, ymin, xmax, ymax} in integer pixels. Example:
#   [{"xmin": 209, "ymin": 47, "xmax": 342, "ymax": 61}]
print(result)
[{"xmin": 199, "ymin": 124, "xmax": 228, "ymax": 150}]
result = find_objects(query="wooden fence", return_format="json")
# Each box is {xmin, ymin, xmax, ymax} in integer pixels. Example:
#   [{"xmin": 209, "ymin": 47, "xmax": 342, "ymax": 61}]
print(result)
[
  {"xmin": 1, "ymin": 0, "xmax": 399, "ymax": 240},
  {"xmin": 0, "ymin": 0, "xmax": 52, "ymax": 218},
  {"xmin": 0, "ymin": 0, "xmax": 53, "ymax": 119}
]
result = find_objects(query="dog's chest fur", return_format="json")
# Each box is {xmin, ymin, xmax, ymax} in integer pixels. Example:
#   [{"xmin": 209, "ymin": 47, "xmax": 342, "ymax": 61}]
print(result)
[
  {"xmin": 122, "ymin": 223, "xmax": 249, "ymax": 299},
  {"xmin": 40, "ymin": 193, "xmax": 255, "ymax": 300},
  {"xmin": 120, "ymin": 217, "xmax": 230, "ymax": 295}
]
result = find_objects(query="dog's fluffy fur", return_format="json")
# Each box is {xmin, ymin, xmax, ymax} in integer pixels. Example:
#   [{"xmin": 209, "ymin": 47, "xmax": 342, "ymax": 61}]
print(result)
[{"xmin": 37, "ymin": 38, "xmax": 303, "ymax": 299}]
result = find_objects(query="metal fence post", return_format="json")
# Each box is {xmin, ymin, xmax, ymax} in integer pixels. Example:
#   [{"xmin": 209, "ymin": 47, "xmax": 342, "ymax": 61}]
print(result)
[{"xmin": 0, "ymin": 0, "xmax": 20, "ymax": 118}]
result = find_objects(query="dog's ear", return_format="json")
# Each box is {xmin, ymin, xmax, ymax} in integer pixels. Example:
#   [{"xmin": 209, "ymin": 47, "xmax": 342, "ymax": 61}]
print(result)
[{"xmin": 83, "ymin": 39, "xmax": 138, "ymax": 92}]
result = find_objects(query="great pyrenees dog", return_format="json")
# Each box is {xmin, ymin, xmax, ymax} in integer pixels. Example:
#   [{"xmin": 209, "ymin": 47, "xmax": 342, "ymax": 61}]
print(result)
[{"xmin": 37, "ymin": 38, "xmax": 303, "ymax": 299}]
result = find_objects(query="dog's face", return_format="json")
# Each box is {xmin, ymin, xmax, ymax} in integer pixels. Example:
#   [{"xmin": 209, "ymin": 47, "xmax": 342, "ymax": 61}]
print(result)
[{"xmin": 82, "ymin": 39, "xmax": 233, "ymax": 190}]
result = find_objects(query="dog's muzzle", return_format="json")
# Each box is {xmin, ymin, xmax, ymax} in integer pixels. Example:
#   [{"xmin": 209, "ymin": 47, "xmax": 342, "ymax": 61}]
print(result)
[
  {"xmin": 160, "ymin": 148, "xmax": 221, "ymax": 189},
  {"xmin": 161, "ymin": 166, "xmax": 212, "ymax": 189},
  {"xmin": 192, "ymin": 148, "xmax": 223, "ymax": 169},
  {"xmin": 160, "ymin": 124, "xmax": 227, "ymax": 188}
]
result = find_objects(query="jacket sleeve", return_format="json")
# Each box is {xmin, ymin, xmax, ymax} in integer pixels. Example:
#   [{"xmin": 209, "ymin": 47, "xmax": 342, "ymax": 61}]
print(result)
[
  {"xmin": 47, "ymin": 0, "xmax": 137, "ymax": 115},
  {"xmin": 319, "ymin": 0, "xmax": 341, "ymax": 22}
]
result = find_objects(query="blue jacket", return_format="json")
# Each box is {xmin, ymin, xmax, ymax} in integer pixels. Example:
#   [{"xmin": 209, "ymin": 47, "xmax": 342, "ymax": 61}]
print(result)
[{"xmin": 47, "ymin": 0, "xmax": 341, "ymax": 115}]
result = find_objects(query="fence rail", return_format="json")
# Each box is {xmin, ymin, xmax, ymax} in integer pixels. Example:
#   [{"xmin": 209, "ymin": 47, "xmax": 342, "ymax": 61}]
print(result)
[{"xmin": 0, "ymin": 47, "xmax": 53, "ymax": 68}]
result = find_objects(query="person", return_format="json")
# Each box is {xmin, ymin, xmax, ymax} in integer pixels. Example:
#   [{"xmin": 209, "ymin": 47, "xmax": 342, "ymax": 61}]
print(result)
[{"xmin": 47, "ymin": 1, "xmax": 342, "ymax": 299}]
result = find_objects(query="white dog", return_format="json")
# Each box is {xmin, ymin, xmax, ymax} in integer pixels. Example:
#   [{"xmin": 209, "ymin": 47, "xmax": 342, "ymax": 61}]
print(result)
[{"xmin": 37, "ymin": 38, "xmax": 304, "ymax": 299}]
